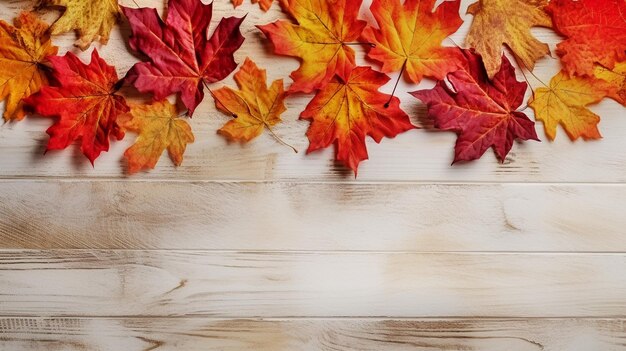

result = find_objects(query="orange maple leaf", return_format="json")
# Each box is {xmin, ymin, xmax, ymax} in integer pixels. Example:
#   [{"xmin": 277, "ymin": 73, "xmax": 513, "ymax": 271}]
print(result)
[
  {"xmin": 529, "ymin": 70, "xmax": 615, "ymax": 141},
  {"xmin": 546, "ymin": 0, "xmax": 626, "ymax": 76},
  {"xmin": 466, "ymin": 0, "xmax": 552, "ymax": 79},
  {"xmin": 301, "ymin": 67, "xmax": 416, "ymax": 175},
  {"xmin": 213, "ymin": 58, "xmax": 290, "ymax": 149},
  {"xmin": 361, "ymin": 0, "xmax": 465, "ymax": 84},
  {"xmin": 594, "ymin": 62, "xmax": 626, "ymax": 106},
  {"xmin": 120, "ymin": 100, "xmax": 194, "ymax": 174},
  {"xmin": 257, "ymin": 0, "xmax": 367, "ymax": 93},
  {"xmin": 0, "ymin": 12, "xmax": 58, "ymax": 121},
  {"xmin": 232, "ymin": 0, "xmax": 274, "ymax": 11}
]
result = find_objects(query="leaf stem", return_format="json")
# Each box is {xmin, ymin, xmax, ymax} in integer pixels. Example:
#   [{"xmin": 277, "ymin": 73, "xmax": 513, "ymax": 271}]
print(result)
[
  {"xmin": 385, "ymin": 59, "xmax": 406, "ymax": 108},
  {"xmin": 265, "ymin": 123, "xmax": 298, "ymax": 153},
  {"xmin": 342, "ymin": 42, "xmax": 375, "ymax": 48}
]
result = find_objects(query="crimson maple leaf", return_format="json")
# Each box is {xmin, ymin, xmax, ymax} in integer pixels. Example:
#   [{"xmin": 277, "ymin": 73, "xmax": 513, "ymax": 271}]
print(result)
[
  {"xmin": 24, "ymin": 50, "xmax": 129, "ymax": 164},
  {"xmin": 411, "ymin": 50, "xmax": 539, "ymax": 163},
  {"xmin": 121, "ymin": 0, "xmax": 245, "ymax": 115}
]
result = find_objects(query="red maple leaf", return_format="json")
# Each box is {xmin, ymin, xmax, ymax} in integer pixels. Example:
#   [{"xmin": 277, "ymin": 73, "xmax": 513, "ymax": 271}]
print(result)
[
  {"xmin": 121, "ymin": 0, "xmax": 245, "ymax": 115},
  {"xmin": 24, "ymin": 50, "xmax": 129, "ymax": 164},
  {"xmin": 546, "ymin": 0, "xmax": 626, "ymax": 76},
  {"xmin": 411, "ymin": 50, "xmax": 539, "ymax": 163}
]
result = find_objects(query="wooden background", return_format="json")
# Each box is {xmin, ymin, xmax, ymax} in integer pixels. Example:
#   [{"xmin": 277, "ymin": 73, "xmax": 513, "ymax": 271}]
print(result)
[{"xmin": 1, "ymin": 0, "xmax": 626, "ymax": 350}]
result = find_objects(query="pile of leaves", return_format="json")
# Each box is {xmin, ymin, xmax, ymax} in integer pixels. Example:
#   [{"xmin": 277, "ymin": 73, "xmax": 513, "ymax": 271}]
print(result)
[{"xmin": 0, "ymin": 0, "xmax": 624, "ymax": 175}]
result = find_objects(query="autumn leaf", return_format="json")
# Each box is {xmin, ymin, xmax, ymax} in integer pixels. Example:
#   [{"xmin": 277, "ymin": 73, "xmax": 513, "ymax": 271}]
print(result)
[
  {"xmin": 411, "ymin": 50, "xmax": 538, "ymax": 163},
  {"xmin": 546, "ymin": 0, "xmax": 626, "ymax": 76},
  {"xmin": 24, "ymin": 50, "xmax": 129, "ymax": 164},
  {"xmin": 301, "ymin": 66, "xmax": 415, "ymax": 175},
  {"xmin": 213, "ymin": 58, "xmax": 290, "ymax": 148},
  {"xmin": 594, "ymin": 62, "xmax": 626, "ymax": 106},
  {"xmin": 529, "ymin": 71, "xmax": 614, "ymax": 141},
  {"xmin": 0, "ymin": 12, "xmax": 58, "ymax": 121},
  {"xmin": 121, "ymin": 0, "xmax": 245, "ymax": 116},
  {"xmin": 232, "ymin": 0, "xmax": 274, "ymax": 11},
  {"xmin": 257, "ymin": 0, "xmax": 367, "ymax": 93},
  {"xmin": 466, "ymin": 0, "xmax": 552, "ymax": 79},
  {"xmin": 361, "ymin": 0, "xmax": 465, "ymax": 83},
  {"xmin": 38, "ymin": 0, "xmax": 121, "ymax": 49},
  {"xmin": 119, "ymin": 100, "xmax": 194, "ymax": 174}
]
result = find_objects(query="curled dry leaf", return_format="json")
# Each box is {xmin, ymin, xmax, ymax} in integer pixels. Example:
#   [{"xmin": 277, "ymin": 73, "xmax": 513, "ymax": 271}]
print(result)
[
  {"xmin": 466, "ymin": 0, "xmax": 552, "ymax": 79},
  {"xmin": 411, "ymin": 50, "xmax": 538, "ymax": 163},
  {"xmin": 529, "ymin": 71, "xmax": 614, "ymax": 141},
  {"xmin": 301, "ymin": 67, "xmax": 416, "ymax": 175},
  {"xmin": 546, "ymin": 0, "xmax": 626, "ymax": 76},
  {"xmin": 257, "ymin": 0, "xmax": 367, "ymax": 93},
  {"xmin": 0, "ymin": 12, "xmax": 58, "ymax": 121},
  {"xmin": 232, "ymin": 0, "xmax": 274, "ymax": 11},
  {"xmin": 38, "ymin": 0, "xmax": 121, "ymax": 49},
  {"xmin": 122, "ymin": 0, "xmax": 245, "ymax": 116},
  {"xmin": 120, "ymin": 100, "xmax": 194, "ymax": 174},
  {"xmin": 362, "ymin": 0, "xmax": 465, "ymax": 83},
  {"xmin": 213, "ymin": 58, "xmax": 289, "ymax": 147},
  {"xmin": 24, "ymin": 50, "xmax": 129, "ymax": 164}
]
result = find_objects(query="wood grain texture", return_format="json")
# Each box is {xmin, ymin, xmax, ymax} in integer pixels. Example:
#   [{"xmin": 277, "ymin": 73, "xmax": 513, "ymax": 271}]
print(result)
[
  {"xmin": 1, "ymin": 180, "xmax": 625, "ymax": 251},
  {"xmin": 1, "ymin": 250, "xmax": 625, "ymax": 317},
  {"xmin": 0, "ymin": 1, "xmax": 624, "ymax": 182},
  {"xmin": 2, "ymin": 317, "xmax": 625, "ymax": 351}
]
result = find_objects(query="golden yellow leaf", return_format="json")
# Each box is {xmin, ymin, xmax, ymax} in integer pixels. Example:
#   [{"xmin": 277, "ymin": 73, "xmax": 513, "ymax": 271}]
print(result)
[
  {"xmin": 529, "ymin": 71, "xmax": 613, "ymax": 141},
  {"xmin": 213, "ymin": 58, "xmax": 287, "ymax": 143},
  {"xmin": 39, "ymin": 0, "xmax": 121, "ymax": 49},
  {"xmin": 466, "ymin": 0, "xmax": 552, "ymax": 78},
  {"xmin": 120, "ymin": 100, "xmax": 195, "ymax": 174},
  {"xmin": 0, "ymin": 12, "xmax": 58, "ymax": 121}
]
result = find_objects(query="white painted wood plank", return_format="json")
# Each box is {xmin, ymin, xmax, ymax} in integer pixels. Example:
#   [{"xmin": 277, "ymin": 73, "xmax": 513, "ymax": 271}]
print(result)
[
  {"xmin": 1, "ymin": 181, "xmax": 625, "ymax": 251},
  {"xmin": 0, "ymin": 1, "xmax": 624, "ymax": 182},
  {"xmin": 1, "ymin": 250, "xmax": 625, "ymax": 317},
  {"xmin": 1, "ymin": 317, "xmax": 625, "ymax": 351}
]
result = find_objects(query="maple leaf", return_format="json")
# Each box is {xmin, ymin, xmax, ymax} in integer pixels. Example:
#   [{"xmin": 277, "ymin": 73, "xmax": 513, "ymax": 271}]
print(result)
[
  {"xmin": 466, "ymin": 0, "xmax": 552, "ymax": 79},
  {"xmin": 24, "ymin": 50, "xmax": 129, "ymax": 164},
  {"xmin": 529, "ymin": 71, "xmax": 614, "ymax": 141},
  {"xmin": 232, "ymin": 0, "xmax": 274, "ymax": 11},
  {"xmin": 361, "ymin": 0, "xmax": 465, "ymax": 83},
  {"xmin": 121, "ymin": 0, "xmax": 245, "ymax": 116},
  {"xmin": 0, "ymin": 12, "xmax": 58, "ymax": 121},
  {"xmin": 411, "ymin": 50, "xmax": 538, "ymax": 163},
  {"xmin": 119, "ymin": 100, "xmax": 194, "ymax": 173},
  {"xmin": 546, "ymin": 0, "xmax": 626, "ymax": 76},
  {"xmin": 213, "ymin": 58, "xmax": 289, "ymax": 146},
  {"xmin": 594, "ymin": 62, "xmax": 626, "ymax": 106},
  {"xmin": 38, "ymin": 0, "xmax": 121, "ymax": 49},
  {"xmin": 257, "ymin": 0, "xmax": 367, "ymax": 93},
  {"xmin": 301, "ymin": 66, "xmax": 415, "ymax": 175}
]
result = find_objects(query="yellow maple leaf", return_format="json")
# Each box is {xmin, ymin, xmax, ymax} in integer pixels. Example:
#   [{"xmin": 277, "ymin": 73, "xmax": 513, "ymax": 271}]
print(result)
[
  {"xmin": 0, "ymin": 12, "xmax": 58, "ymax": 121},
  {"xmin": 466, "ymin": 0, "xmax": 552, "ymax": 78},
  {"xmin": 594, "ymin": 62, "xmax": 626, "ymax": 106},
  {"xmin": 120, "ymin": 100, "xmax": 195, "ymax": 174},
  {"xmin": 213, "ymin": 58, "xmax": 289, "ymax": 146},
  {"xmin": 529, "ymin": 71, "xmax": 613, "ymax": 141},
  {"xmin": 39, "ymin": 0, "xmax": 120, "ymax": 49}
]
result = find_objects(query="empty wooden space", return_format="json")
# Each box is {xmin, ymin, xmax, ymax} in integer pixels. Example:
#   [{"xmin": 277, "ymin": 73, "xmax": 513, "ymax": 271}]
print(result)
[{"xmin": 0, "ymin": 0, "xmax": 624, "ymax": 350}]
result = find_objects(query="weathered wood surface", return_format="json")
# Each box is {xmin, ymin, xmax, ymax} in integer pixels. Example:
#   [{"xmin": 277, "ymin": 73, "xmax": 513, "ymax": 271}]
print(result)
[
  {"xmin": 1, "ymin": 250, "xmax": 625, "ymax": 317},
  {"xmin": 0, "ymin": 181, "xmax": 625, "ymax": 251},
  {"xmin": 1, "ymin": 0, "xmax": 625, "ymax": 349},
  {"xmin": 2, "ymin": 317, "xmax": 625, "ymax": 351}
]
